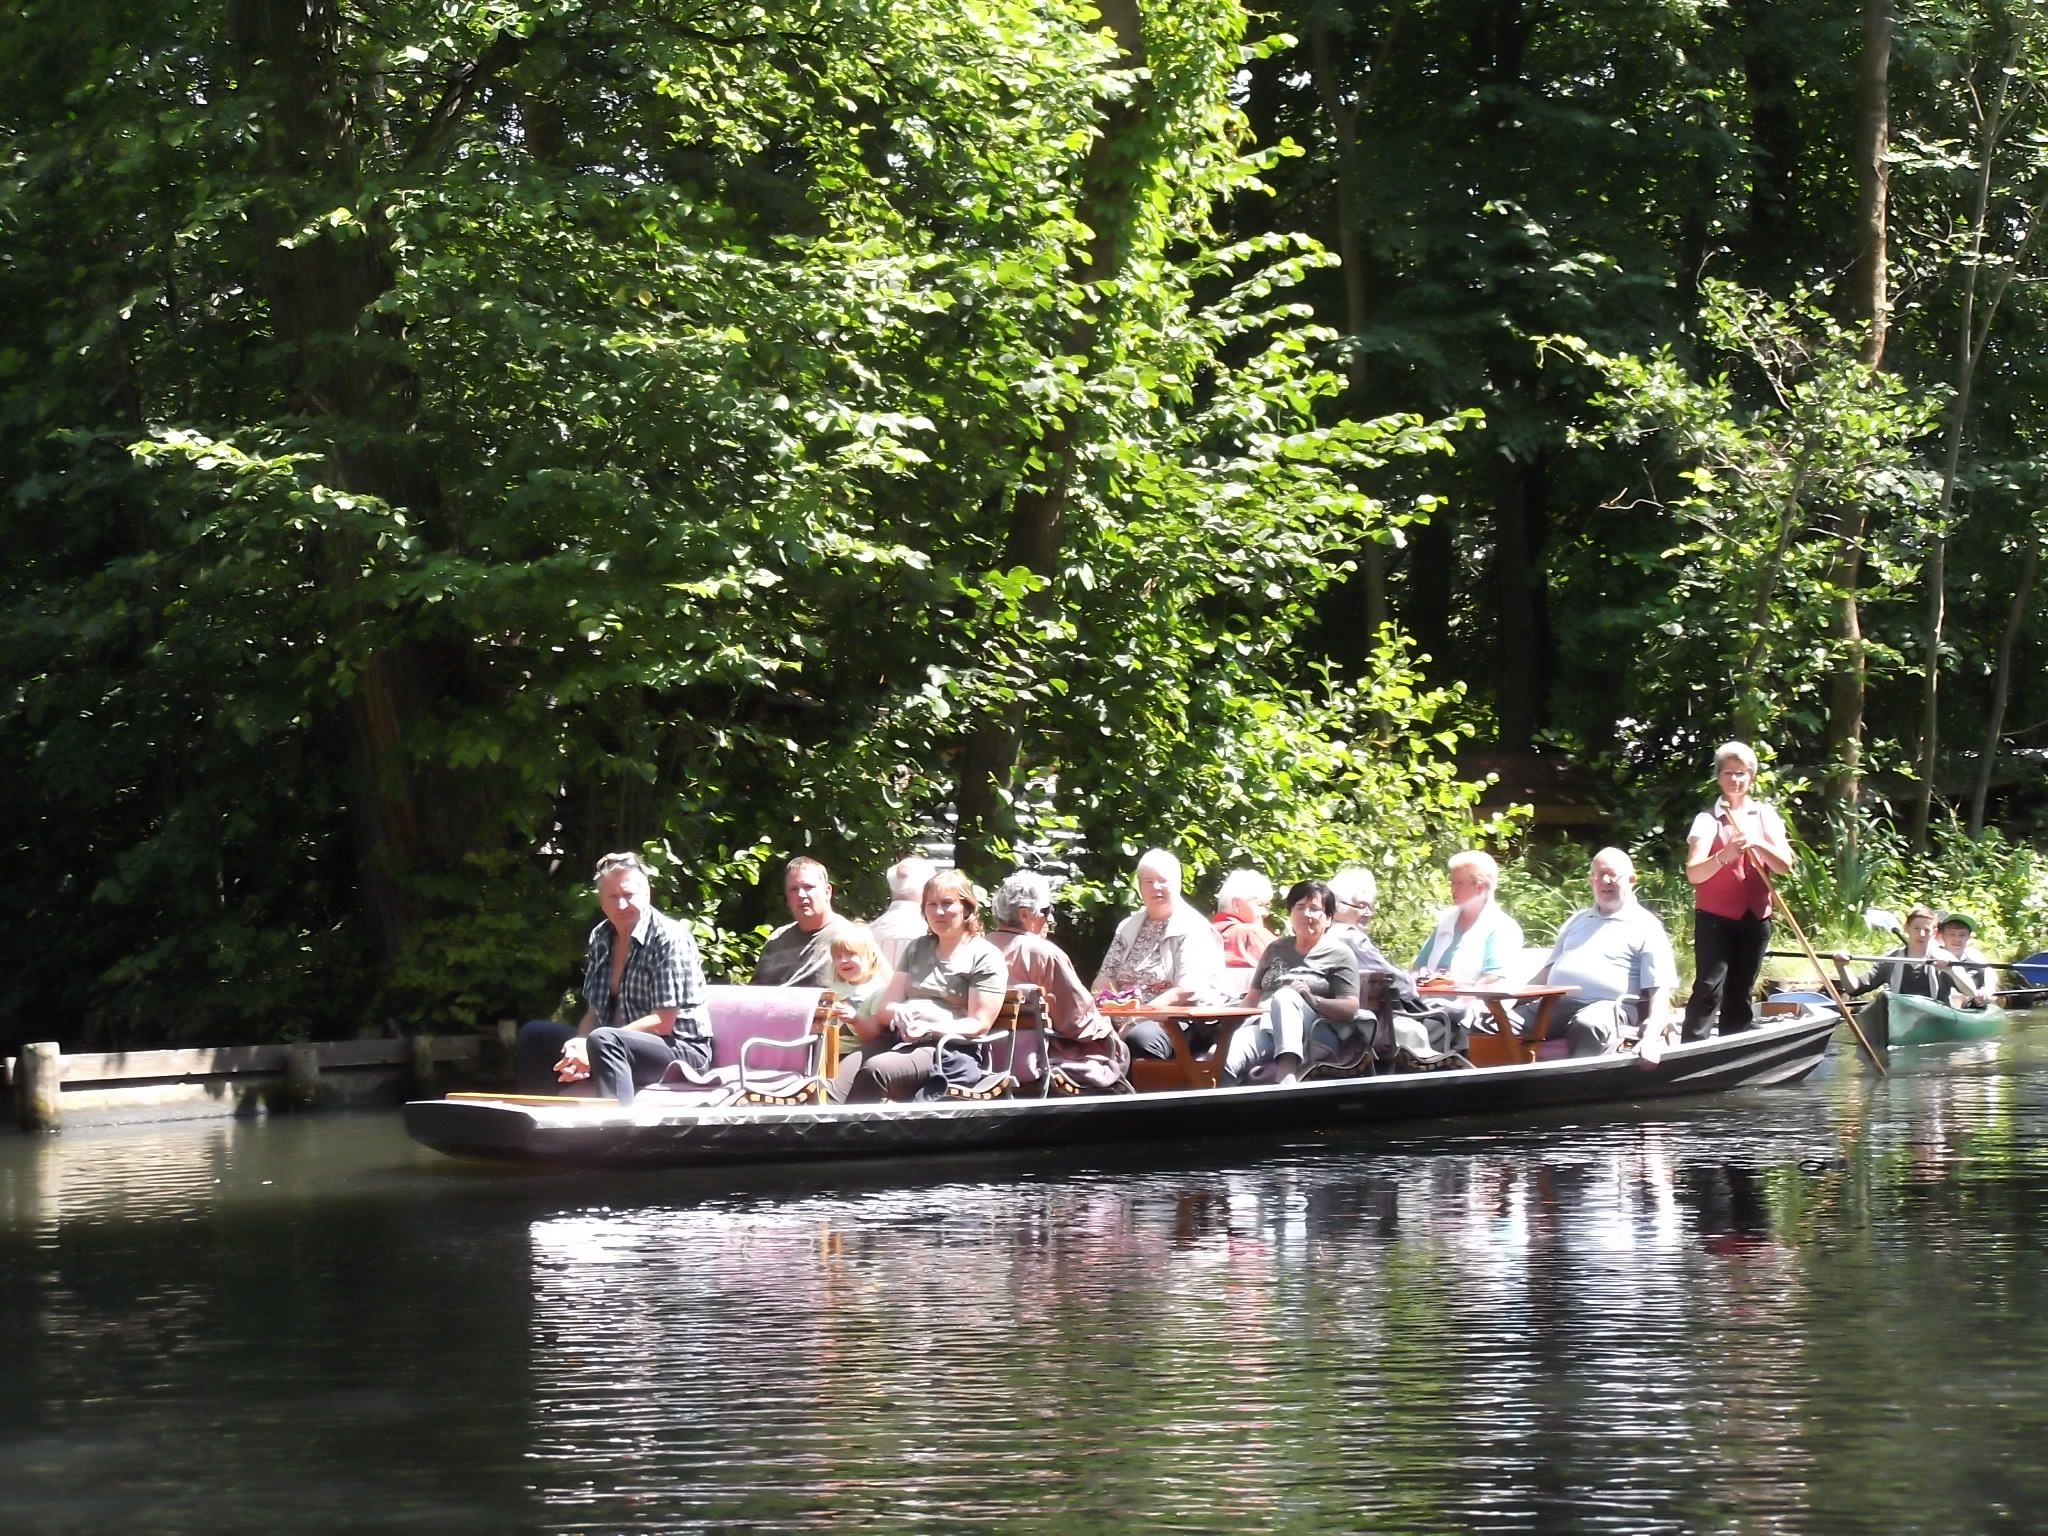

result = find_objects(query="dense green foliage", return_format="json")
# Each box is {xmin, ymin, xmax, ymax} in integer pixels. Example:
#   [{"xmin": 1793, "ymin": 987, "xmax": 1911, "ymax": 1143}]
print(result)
[
  {"xmin": 0, "ymin": 0, "xmax": 1473, "ymax": 1045},
  {"xmin": 4, "ymin": 0, "xmax": 2047, "ymax": 1049}
]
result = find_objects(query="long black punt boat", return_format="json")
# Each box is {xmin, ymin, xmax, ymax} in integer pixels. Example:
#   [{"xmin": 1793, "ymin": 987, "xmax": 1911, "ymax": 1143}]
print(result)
[{"xmin": 402, "ymin": 1007, "xmax": 1838, "ymax": 1171}]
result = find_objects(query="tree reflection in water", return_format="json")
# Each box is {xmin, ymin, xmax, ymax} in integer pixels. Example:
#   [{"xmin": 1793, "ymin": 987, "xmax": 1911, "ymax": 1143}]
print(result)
[
  {"xmin": 7, "ymin": 1036, "xmax": 2048, "ymax": 1532},
  {"xmin": 513, "ymin": 1055, "xmax": 2048, "ymax": 1534}
]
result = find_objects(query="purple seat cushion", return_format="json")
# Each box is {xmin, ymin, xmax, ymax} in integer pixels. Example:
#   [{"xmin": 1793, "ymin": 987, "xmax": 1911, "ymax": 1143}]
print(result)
[{"xmin": 702, "ymin": 985, "xmax": 825, "ymax": 1073}]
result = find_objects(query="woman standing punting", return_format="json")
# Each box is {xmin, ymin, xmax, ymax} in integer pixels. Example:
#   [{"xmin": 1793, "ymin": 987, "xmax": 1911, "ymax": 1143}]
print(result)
[{"xmin": 1680, "ymin": 741, "xmax": 1795, "ymax": 1041}]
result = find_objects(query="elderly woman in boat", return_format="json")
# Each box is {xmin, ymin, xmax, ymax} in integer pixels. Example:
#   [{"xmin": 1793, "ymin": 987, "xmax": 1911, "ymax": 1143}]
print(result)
[
  {"xmin": 1227, "ymin": 878, "xmax": 1361, "ymax": 1084},
  {"xmin": 830, "ymin": 869, "xmax": 1010, "ymax": 1101},
  {"xmin": 989, "ymin": 871, "xmax": 1131, "ymax": 1092},
  {"xmin": 1680, "ymin": 740, "xmax": 1796, "ymax": 1041},
  {"xmin": 1208, "ymin": 868, "xmax": 1276, "ymax": 966},
  {"xmin": 1095, "ymin": 848, "xmax": 1229, "ymax": 1065},
  {"xmin": 1834, "ymin": 905, "xmax": 1988, "ymax": 1008},
  {"xmin": 1412, "ymin": 850, "xmax": 1524, "ymax": 983}
]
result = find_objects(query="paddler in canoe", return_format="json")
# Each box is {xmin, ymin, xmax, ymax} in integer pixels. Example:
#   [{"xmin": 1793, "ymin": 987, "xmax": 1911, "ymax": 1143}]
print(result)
[{"xmin": 1831, "ymin": 904, "xmax": 1991, "ymax": 1009}]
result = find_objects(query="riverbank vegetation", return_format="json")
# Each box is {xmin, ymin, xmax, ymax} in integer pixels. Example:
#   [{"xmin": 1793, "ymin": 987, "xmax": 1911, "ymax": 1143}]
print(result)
[{"xmin": 4, "ymin": 0, "xmax": 2046, "ymax": 1048}]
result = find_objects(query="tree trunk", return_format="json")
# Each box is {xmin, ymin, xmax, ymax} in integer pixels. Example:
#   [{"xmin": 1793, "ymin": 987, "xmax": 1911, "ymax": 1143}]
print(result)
[
  {"xmin": 1849, "ymin": 0, "xmax": 1892, "ymax": 370},
  {"xmin": 1823, "ymin": 526, "xmax": 1867, "ymax": 824},
  {"xmin": 1909, "ymin": 35, "xmax": 2027, "ymax": 850},
  {"xmin": 953, "ymin": 0, "xmax": 1151, "ymax": 877},
  {"xmin": 1491, "ymin": 453, "xmax": 1548, "ymax": 751},
  {"xmin": 1466, "ymin": 0, "xmax": 1547, "ymax": 751},
  {"xmin": 1968, "ymin": 540, "xmax": 2038, "ymax": 834},
  {"xmin": 225, "ymin": 1, "xmax": 514, "ymax": 955},
  {"xmin": 1910, "ymin": 527, "xmax": 1950, "ymax": 850},
  {"xmin": 1308, "ymin": 3, "xmax": 1409, "ymax": 651},
  {"xmin": 1405, "ymin": 514, "xmax": 1456, "ymax": 678},
  {"xmin": 1739, "ymin": 0, "xmax": 1804, "ymax": 288},
  {"xmin": 1826, "ymin": 0, "xmax": 1891, "ymax": 836},
  {"xmin": 1734, "ymin": 466, "xmax": 1804, "ymax": 741}
]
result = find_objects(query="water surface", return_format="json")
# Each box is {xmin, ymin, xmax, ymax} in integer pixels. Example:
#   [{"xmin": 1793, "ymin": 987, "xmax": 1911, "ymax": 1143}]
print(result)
[{"xmin": 4, "ymin": 1028, "xmax": 2047, "ymax": 1533}]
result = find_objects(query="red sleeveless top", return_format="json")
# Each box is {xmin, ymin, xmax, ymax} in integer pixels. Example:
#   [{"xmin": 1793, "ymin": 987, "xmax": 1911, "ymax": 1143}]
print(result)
[{"xmin": 1693, "ymin": 805, "xmax": 1773, "ymax": 921}]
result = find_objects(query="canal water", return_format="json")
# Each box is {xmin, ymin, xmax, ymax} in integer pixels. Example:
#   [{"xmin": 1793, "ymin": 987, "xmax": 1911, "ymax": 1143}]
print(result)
[{"xmin": 4, "ymin": 1029, "xmax": 2047, "ymax": 1535}]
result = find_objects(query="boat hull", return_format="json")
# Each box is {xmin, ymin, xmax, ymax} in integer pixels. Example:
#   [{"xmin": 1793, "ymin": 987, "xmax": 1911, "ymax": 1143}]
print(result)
[
  {"xmin": 403, "ymin": 1011, "xmax": 1839, "ymax": 1170},
  {"xmin": 1857, "ymin": 991, "xmax": 2006, "ymax": 1049}
]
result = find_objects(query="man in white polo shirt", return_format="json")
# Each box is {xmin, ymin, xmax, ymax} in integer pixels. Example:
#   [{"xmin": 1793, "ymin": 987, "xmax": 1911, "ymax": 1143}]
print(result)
[{"xmin": 1523, "ymin": 847, "xmax": 1678, "ymax": 1059}]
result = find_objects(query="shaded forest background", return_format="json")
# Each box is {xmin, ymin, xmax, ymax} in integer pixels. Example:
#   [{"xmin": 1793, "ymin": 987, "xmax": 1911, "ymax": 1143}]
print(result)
[{"xmin": 5, "ymin": 0, "xmax": 2048, "ymax": 1051}]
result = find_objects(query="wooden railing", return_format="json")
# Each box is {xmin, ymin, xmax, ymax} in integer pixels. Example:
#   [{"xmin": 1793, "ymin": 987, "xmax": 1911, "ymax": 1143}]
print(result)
[{"xmin": 5, "ymin": 1033, "xmax": 487, "ymax": 1131}]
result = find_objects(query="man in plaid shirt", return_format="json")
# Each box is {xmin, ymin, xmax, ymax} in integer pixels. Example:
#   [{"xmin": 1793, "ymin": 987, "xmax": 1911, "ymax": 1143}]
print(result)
[{"xmin": 515, "ymin": 852, "xmax": 713, "ymax": 1104}]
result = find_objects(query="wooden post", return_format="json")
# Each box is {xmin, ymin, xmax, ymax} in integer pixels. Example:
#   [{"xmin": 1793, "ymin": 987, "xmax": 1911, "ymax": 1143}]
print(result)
[
  {"xmin": 411, "ymin": 1033, "xmax": 436, "ymax": 1093},
  {"xmin": 497, "ymin": 1018, "xmax": 518, "ymax": 1084},
  {"xmin": 18, "ymin": 1041, "xmax": 61, "ymax": 1132},
  {"xmin": 283, "ymin": 1043, "xmax": 322, "ymax": 1108}
]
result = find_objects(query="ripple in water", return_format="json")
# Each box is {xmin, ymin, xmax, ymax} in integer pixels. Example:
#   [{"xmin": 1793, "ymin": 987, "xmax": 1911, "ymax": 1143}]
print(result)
[{"xmin": 5, "ymin": 1030, "xmax": 2048, "ymax": 1531}]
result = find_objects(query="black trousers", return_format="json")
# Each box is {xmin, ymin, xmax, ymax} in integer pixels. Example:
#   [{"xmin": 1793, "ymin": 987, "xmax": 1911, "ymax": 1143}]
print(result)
[
  {"xmin": 1681, "ymin": 910, "xmax": 1770, "ymax": 1041},
  {"xmin": 1120, "ymin": 1018, "xmax": 1219, "ymax": 1061},
  {"xmin": 514, "ymin": 1019, "xmax": 710, "ymax": 1104}
]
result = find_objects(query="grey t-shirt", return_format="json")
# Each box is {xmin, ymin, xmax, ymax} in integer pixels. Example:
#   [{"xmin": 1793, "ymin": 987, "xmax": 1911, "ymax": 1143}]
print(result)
[
  {"xmin": 1545, "ymin": 902, "xmax": 1678, "ymax": 1003},
  {"xmin": 1249, "ymin": 934, "xmax": 1361, "ymax": 1002},
  {"xmin": 897, "ymin": 933, "xmax": 1008, "ymax": 1012},
  {"xmin": 751, "ymin": 919, "xmax": 845, "ymax": 987}
]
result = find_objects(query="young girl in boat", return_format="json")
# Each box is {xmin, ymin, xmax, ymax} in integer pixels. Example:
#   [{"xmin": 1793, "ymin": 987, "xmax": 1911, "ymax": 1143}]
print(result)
[
  {"xmin": 1833, "ymin": 905, "xmax": 1989, "ymax": 1007},
  {"xmin": 824, "ymin": 924, "xmax": 894, "ymax": 1072}
]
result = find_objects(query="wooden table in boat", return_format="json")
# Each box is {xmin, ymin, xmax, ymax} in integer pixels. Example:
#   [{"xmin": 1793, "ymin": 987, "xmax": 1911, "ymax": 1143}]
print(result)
[
  {"xmin": 1426, "ymin": 983, "xmax": 1573, "ymax": 1068},
  {"xmin": 1109, "ymin": 1005, "xmax": 1264, "ymax": 1092}
]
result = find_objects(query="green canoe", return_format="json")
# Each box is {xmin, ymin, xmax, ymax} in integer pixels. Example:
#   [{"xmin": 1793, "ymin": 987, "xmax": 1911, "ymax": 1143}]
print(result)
[{"xmin": 1856, "ymin": 990, "xmax": 2007, "ymax": 1050}]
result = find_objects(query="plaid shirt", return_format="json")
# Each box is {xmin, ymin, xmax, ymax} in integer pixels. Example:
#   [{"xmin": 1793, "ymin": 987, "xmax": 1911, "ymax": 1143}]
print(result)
[{"xmin": 583, "ymin": 907, "xmax": 711, "ymax": 1049}]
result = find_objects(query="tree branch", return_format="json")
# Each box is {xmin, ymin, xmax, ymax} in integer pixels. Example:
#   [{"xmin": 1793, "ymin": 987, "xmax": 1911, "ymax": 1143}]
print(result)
[{"xmin": 404, "ymin": 29, "xmax": 528, "ymax": 170}]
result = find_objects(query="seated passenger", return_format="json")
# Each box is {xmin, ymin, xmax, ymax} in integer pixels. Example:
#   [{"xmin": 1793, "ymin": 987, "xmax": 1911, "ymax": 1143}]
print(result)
[
  {"xmin": 1323, "ymin": 865, "xmax": 1442, "ymax": 1055},
  {"xmin": 824, "ymin": 924, "xmax": 894, "ymax": 1076},
  {"xmin": 989, "ymin": 871, "xmax": 1130, "ymax": 1091},
  {"xmin": 1522, "ymin": 847, "xmax": 1678, "ymax": 1059},
  {"xmin": 1330, "ymin": 864, "xmax": 1377, "ymax": 935},
  {"xmin": 1322, "ymin": 868, "xmax": 1387, "ymax": 968},
  {"xmin": 867, "ymin": 855, "xmax": 936, "ymax": 968},
  {"xmin": 1100, "ymin": 848, "xmax": 1229, "ymax": 1063},
  {"xmin": 1834, "ymin": 905, "xmax": 1986, "ymax": 1007},
  {"xmin": 514, "ymin": 852, "xmax": 714, "ymax": 1103},
  {"xmin": 831, "ymin": 870, "xmax": 1009, "ymax": 1102},
  {"xmin": 1227, "ymin": 880, "xmax": 1361, "ymax": 1085},
  {"xmin": 751, "ymin": 856, "xmax": 848, "ymax": 987},
  {"xmin": 1413, "ymin": 850, "xmax": 1524, "ymax": 983},
  {"xmin": 1209, "ymin": 869, "xmax": 1276, "ymax": 966}
]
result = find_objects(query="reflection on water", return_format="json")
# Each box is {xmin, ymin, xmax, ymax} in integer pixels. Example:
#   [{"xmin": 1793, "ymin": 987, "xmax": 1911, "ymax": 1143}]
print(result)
[{"xmin": 5, "ymin": 1025, "xmax": 2048, "ymax": 1532}]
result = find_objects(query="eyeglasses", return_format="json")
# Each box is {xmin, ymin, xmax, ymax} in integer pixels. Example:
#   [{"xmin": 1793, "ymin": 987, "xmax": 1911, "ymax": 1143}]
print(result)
[{"xmin": 594, "ymin": 852, "xmax": 647, "ymax": 878}]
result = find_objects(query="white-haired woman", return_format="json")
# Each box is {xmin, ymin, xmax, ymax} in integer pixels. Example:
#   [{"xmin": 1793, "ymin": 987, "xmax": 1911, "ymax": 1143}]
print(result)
[
  {"xmin": 1209, "ymin": 868, "xmax": 1276, "ymax": 966},
  {"xmin": 1094, "ymin": 849, "xmax": 1228, "ymax": 1063},
  {"xmin": 1093, "ymin": 849, "xmax": 1227, "ymax": 1006},
  {"xmin": 1680, "ymin": 741, "xmax": 1794, "ymax": 1041},
  {"xmin": 1412, "ymin": 850, "xmax": 1523, "ymax": 983},
  {"xmin": 990, "ymin": 872, "xmax": 1130, "ymax": 1090}
]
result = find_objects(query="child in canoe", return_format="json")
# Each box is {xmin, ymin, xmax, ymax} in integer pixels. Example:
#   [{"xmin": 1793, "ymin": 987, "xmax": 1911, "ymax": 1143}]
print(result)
[{"xmin": 1833, "ymin": 905, "xmax": 1989, "ymax": 1008}]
